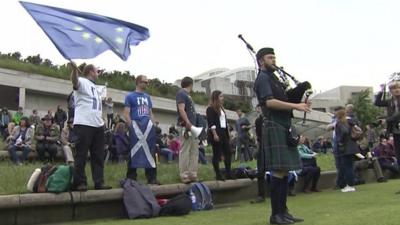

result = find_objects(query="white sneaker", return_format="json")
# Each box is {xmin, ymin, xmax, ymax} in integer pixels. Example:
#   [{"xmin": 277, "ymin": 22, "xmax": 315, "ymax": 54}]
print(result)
[{"xmin": 341, "ymin": 185, "xmax": 356, "ymax": 192}]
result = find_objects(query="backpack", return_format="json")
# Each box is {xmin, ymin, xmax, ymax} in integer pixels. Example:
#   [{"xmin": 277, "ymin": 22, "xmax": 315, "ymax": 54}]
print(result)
[
  {"xmin": 33, "ymin": 165, "xmax": 58, "ymax": 193},
  {"xmin": 159, "ymin": 193, "xmax": 192, "ymax": 216},
  {"xmin": 351, "ymin": 125, "xmax": 363, "ymax": 140},
  {"xmin": 46, "ymin": 165, "xmax": 74, "ymax": 193},
  {"xmin": 122, "ymin": 179, "xmax": 160, "ymax": 219},
  {"xmin": 189, "ymin": 182, "xmax": 213, "ymax": 211}
]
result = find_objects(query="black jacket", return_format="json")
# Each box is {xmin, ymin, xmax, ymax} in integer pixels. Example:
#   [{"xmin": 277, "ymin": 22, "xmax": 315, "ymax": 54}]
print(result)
[
  {"xmin": 206, "ymin": 106, "xmax": 229, "ymax": 143},
  {"xmin": 375, "ymin": 91, "xmax": 400, "ymax": 134},
  {"xmin": 335, "ymin": 121, "xmax": 360, "ymax": 156}
]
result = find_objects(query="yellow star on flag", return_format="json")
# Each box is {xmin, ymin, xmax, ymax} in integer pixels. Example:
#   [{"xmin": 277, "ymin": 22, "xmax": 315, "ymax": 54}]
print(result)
[
  {"xmin": 82, "ymin": 32, "xmax": 91, "ymax": 39},
  {"xmin": 115, "ymin": 37, "xmax": 124, "ymax": 44}
]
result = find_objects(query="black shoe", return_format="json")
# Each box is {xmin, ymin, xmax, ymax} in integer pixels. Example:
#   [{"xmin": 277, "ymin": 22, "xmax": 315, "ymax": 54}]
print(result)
[
  {"xmin": 250, "ymin": 196, "xmax": 265, "ymax": 204},
  {"xmin": 377, "ymin": 177, "xmax": 387, "ymax": 183},
  {"xmin": 270, "ymin": 214, "xmax": 294, "ymax": 224},
  {"xmin": 73, "ymin": 184, "xmax": 88, "ymax": 192},
  {"xmin": 94, "ymin": 184, "xmax": 112, "ymax": 190},
  {"xmin": 282, "ymin": 212, "xmax": 304, "ymax": 223}
]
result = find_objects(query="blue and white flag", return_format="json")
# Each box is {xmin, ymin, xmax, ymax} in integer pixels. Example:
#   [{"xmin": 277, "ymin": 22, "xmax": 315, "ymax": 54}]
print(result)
[
  {"xmin": 129, "ymin": 119, "xmax": 156, "ymax": 168},
  {"xmin": 20, "ymin": 1, "xmax": 150, "ymax": 60}
]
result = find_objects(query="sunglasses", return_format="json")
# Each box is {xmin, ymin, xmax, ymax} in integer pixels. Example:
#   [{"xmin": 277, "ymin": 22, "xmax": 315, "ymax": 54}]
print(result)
[{"xmin": 141, "ymin": 81, "xmax": 149, "ymax": 84}]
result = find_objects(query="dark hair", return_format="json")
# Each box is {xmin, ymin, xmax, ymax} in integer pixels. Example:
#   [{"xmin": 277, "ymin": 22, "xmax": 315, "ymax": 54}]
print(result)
[
  {"xmin": 135, "ymin": 75, "xmax": 146, "ymax": 85},
  {"xmin": 181, "ymin": 77, "xmax": 193, "ymax": 88},
  {"xmin": 83, "ymin": 64, "xmax": 96, "ymax": 76},
  {"xmin": 210, "ymin": 90, "xmax": 223, "ymax": 114},
  {"xmin": 20, "ymin": 117, "xmax": 30, "ymax": 127}
]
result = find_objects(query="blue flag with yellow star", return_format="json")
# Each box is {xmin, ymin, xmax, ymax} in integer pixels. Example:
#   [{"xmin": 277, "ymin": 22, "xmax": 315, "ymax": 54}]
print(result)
[{"xmin": 20, "ymin": 1, "xmax": 149, "ymax": 61}]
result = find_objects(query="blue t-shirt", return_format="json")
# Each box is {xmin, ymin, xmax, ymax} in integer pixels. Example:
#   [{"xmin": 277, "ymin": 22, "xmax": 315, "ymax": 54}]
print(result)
[{"xmin": 125, "ymin": 91, "xmax": 153, "ymax": 122}]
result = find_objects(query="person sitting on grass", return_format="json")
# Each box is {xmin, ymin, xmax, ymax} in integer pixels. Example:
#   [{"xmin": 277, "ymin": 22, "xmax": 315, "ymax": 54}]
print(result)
[
  {"xmin": 155, "ymin": 128, "xmax": 174, "ymax": 163},
  {"xmin": 353, "ymin": 138, "xmax": 386, "ymax": 184},
  {"xmin": 373, "ymin": 136, "xmax": 399, "ymax": 175},
  {"xmin": 7, "ymin": 117, "xmax": 33, "ymax": 165},
  {"xmin": 297, "ymin": 135, "xmax": 321, "ymax": 193},
  {"xmin": 167, "ymin": 134, "xmax": 181, "ymax": 158},
  {"xmin": 35, "ymin": 115, "xmax": 60, "ymax": 162}
]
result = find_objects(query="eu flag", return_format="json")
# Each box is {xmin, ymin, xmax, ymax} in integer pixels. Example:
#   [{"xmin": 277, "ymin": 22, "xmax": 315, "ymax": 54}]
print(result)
[{"xmin": 20, "ymin": 1, "xmax": 150, "ymax": 61}]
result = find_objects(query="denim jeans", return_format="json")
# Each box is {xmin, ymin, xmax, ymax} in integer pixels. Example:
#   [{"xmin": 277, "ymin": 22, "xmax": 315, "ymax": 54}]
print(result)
[
  {"xmin": 160, "ymin": 148, "xmax": 174, "ymax": 162},
  {"xmin": 338, "ymin": 154, "xmax": 355, "ymax": 187},
  {"xmin": 8, "ymin": 145, "xmax": 31, "ymax": 163}
]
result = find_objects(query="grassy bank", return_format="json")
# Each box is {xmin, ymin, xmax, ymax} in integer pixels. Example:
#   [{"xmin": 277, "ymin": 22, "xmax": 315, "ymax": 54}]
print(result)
[
  {"xmin": 0, "ymin": 150, "xmax": 335, "ymax": 195},
  {"xmin": 61, "ymin": 180, "xmax": 400, "ymax": 225}
]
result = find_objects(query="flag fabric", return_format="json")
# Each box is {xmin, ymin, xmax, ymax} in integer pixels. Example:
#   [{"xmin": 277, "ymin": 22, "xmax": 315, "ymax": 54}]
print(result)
[
  {"xmin": 129, "ymin": 119, "xmax": 156, "ymax": 168},
  {"xmin": 20, "ymin": 1, "xmax": 150, "ymax": 60},
  {"xmin": 125, "ymin": 91, "xmax": 156, "ymax": 168}
]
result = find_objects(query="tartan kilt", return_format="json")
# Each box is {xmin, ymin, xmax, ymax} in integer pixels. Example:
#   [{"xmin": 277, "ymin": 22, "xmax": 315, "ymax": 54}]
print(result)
[{"xmin": 261, "ymin": 120, "xmax": 301, "ymax": 171}]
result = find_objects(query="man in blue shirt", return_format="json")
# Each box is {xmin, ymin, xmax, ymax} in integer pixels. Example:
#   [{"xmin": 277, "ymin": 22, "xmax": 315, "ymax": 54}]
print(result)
[{"xmin": 124, "ymin": 75, "xmax": 158, "ymax": 185}]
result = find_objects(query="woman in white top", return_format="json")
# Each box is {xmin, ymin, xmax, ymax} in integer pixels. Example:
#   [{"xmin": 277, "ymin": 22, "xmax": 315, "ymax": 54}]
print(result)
[{"xmin": 206, "ymin": 90, "xmax": 234, "ymax": 181}]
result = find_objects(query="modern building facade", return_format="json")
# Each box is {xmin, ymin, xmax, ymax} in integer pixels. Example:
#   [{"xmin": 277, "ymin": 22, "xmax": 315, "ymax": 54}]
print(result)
[
  {"xmin": 176, "ymin": 67, "xmax": 257, "ymax": 98},
  {"xmin": 310, "ymin": 85, "xmax": 373, "ymax": 113}
]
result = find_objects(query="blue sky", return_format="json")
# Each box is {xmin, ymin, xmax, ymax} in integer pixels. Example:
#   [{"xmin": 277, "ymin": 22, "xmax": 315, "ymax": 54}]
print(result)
[{"xmin": 1, "ymin": 0, "xmax": 399, "ymax": 93}]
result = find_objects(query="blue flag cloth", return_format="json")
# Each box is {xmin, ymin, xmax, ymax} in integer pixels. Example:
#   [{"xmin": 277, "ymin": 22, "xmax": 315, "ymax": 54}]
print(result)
[
  {"xmin": 129, "ymin": 119, "xmax": 156, "ymax": 168},
  {"xmin": 20, "ymin": 1, "xmax": 150, "ymax": 60}
]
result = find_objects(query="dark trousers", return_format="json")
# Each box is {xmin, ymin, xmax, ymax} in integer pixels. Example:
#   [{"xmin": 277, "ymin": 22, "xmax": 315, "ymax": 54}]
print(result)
[
  {"xmin": 393, "ymin": 133, "xmax": 400, "ymax": 167},
  {"xmin": 126, "ymin": 157, "xmax": 157, "ymax": 183},
  {"xmin": 8, "ymin": 145, "xmax": 31, "ymax": 163},
  {"xmin": 337, "ymin": 154, "xmax": 355, "ymax": 187},
  {"xmin": 380, "ymin": 162, "xmax": 399, "ymax": 174},
  {"xmin": 198, "ymin": 147, "xmax": 207, "ymax": 165},
  {"xmin": 334, "ymin": 155, "xmax": 345, "ymax": 187},
  {"xmin": 299, "ymin": 166, "xmax": 321, "ymax": 190},
  {"xmin": 57, "ymin": 121, "xmax": 65, "ymax": 134},
  {"xmin": 36, "ymin": 142, "xmax": 58, "ymax": 162},
  {"xmin": 257, "ymin": 146, "xmax": 266, "ymax": 198},
  {"xmin": 211, "ymin": 131, "xmax": 232, "ymax": 177},
  {"xmin": 107, "ymin": 113, "xmax": 114, "ymax": 129},
  {"xmin": 0, "ymin": 125, "xmax": 7, "ymax": 140},
  {"xmin": 73, "ymin": 125, "xmax": 105, "ymax": 187},
  {"xmin": 238, "ymin": 137, "xmax": 252, "ymax": 162}
]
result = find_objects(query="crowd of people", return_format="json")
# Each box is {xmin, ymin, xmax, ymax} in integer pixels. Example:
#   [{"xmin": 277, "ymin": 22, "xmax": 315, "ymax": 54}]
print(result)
[{"xmin": 2, "ymin": 50, "xmax": 400, "ymax": 224}]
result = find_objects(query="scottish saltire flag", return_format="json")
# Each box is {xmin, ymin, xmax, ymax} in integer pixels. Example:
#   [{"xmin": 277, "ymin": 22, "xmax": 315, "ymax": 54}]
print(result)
[
  {"xmin": 125, "ymin": 92, "xmax": 156, "ymax": 168},
  {"xmin": 129, "ymin": 119, "xmax": 156, "ymax": 168},
  {"xmin": 20, "ymin": 1, "xmax": 149, "ymax": 60}
]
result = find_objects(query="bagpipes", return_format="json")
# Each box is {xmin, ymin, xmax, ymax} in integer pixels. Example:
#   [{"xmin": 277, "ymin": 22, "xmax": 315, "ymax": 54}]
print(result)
[{"xmin": 238, "ymin": 34, "xmax": 313, "ymax": 123}]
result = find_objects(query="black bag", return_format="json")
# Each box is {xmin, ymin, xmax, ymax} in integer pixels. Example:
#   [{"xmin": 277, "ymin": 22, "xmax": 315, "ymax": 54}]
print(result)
[
  {"xmin": 159, "ymin": 193, "xmax": 192, "ymax": 216},
  {"xmin": 287, "ymin": 126, "xmax": 300, "ymax": 147}
]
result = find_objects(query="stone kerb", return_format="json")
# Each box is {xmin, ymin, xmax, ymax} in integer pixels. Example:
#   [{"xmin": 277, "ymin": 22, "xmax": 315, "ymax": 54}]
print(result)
[{"xmin": 0, "ymin": 178, "xmax": 257, "ymax": 225}]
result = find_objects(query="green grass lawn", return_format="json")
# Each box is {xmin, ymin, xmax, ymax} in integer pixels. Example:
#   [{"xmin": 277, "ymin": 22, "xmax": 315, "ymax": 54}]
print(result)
[
  {"xmin": 60, "ymin": 180, "xmax": 400, "ymax": 225},
  {"xmin": 0, "ymin": 135, "xmax": 335, "ymax": 195}
]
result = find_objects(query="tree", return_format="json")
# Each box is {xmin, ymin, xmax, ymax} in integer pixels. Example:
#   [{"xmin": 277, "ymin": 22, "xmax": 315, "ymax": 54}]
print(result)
[
  {"xmin": 24, "ymin": 54, "xmax": 43, "ymax": 65},
  {"xmin": 10, "ymin": 52, "xmax": 22, "ymax": 60},
  {"xmin": 348, "ymin": 89, "xmax": 384, "ymax": 128}
]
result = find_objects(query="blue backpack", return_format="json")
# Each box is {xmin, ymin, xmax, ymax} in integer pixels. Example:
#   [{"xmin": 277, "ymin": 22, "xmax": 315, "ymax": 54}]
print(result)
[{"xmin": 189, "ymin": 182, "xmax": 213, "ymax": 211}]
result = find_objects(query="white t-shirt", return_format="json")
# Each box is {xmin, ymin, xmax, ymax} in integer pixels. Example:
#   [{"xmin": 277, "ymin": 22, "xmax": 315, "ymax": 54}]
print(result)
[
  {"xmin": 73, "ymin": 77, "xmax": 104, "ymax": 127},
  {"xmin": 220, "ymin": 109, "xmax": 227, "ymax": 129}
]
